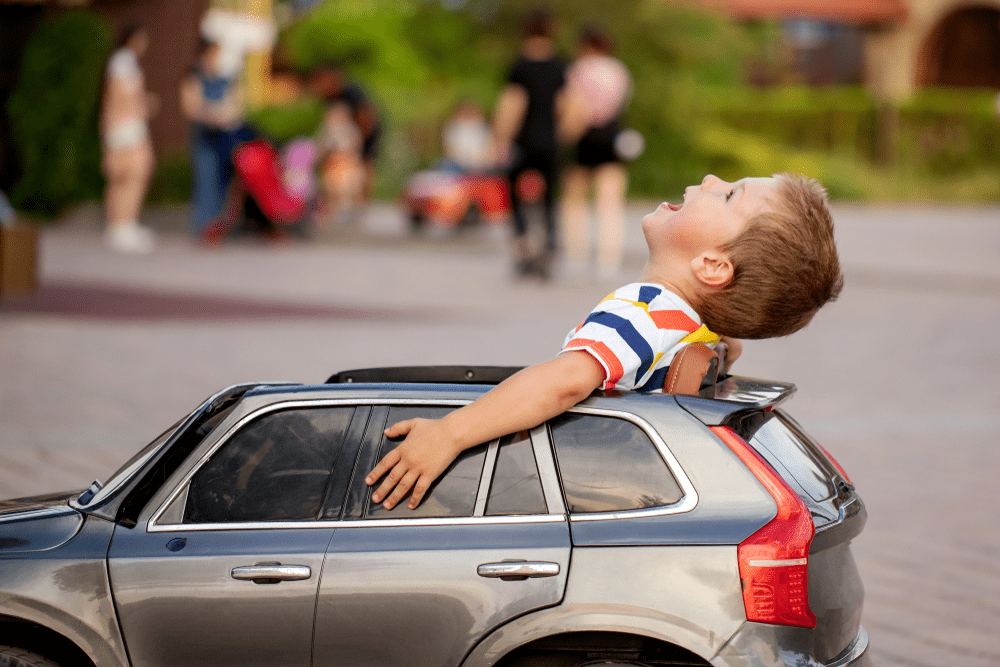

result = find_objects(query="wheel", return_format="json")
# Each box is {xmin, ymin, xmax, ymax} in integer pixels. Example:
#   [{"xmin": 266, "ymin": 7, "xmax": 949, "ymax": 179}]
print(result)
[{"xmin": 0, "ymin": 645, "xmax": 62, "ymax": 667}]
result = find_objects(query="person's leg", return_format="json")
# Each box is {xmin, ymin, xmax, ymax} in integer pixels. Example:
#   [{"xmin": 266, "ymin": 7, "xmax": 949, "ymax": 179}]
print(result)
[
  {"xmin": 560, "ymin": 165, "xmax": 591, "ymax": 271},
  {"xmin": 104, "ymin": 145, "xmax": 156, "ymax": 253},
  {"xmin": 191, "ymin": 132, "xmax": 222, "ymax": 234},
  {"xmin": 539, "ymin": 151, "xmax": 560, "ymax": 253},
  {"xmin": 506, "ymin": 153, "xmax": 531, "ymax": 268},
  {"xmin": 593, "ymin": 161, "xmax": 628, "ymax": 278},
  {"xmin": 118, "ymin": 141, "xmax": 154, "ymax": 224}
]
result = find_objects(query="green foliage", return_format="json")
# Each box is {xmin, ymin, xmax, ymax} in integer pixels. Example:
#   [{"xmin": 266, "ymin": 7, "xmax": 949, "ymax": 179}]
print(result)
[
  {"xmin": 248, "ymin": 97, "xmax": 325, "ymax": 144},
  {"xmin": 277, "ymin": 0, "xmax": 754, "ymax": 197},
  {"xmin": 6, "ymin": 10, "xmax": 112, "ymax": 218},
  {"xmin": 703, "ymin": 86, "xmax": 1000, "ymax": 186},
  {"xmin": 146, "ymin": 152, "xmax": 193, "ymax": 206}
]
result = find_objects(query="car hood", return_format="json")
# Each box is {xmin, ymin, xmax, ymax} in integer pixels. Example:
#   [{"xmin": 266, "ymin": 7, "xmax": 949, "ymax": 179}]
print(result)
[{"xmin": 0, "ymin": 490, "xmax": 85, "ymax": 553}]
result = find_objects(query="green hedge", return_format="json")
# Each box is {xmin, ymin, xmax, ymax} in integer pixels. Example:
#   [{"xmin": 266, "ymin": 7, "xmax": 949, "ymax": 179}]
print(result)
[
  {"xmin": 706, "ymin": 86, "xmax": 1000, "ymax": 176},
  {"xmin": 6, "ymin": 10, "xmax": 112, "ymax": 218}
]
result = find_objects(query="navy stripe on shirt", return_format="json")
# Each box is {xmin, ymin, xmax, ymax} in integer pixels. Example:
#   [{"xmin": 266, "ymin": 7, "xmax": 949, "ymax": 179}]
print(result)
[
  {"xmin": 583, "ymin": 311, "xmax": 655, "ymax": 383},
  {"xmin": 637, "ymin": 285, "xmax": 662, "ymax": 305}
]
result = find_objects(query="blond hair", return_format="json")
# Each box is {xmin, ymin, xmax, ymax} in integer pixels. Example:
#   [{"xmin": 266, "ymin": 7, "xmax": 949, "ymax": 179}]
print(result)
[{"xmin": 697, "ymin": 173, "xmax": 844, "ymax": 339}]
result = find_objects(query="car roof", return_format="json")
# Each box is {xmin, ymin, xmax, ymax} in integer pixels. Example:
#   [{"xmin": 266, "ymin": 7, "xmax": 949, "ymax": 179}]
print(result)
[{"xmin": 246, "ymin": 366, "xmax": 796, "ymax": 426}]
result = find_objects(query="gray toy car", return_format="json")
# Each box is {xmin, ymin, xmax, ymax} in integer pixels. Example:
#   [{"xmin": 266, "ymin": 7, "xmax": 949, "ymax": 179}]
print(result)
[{"xmin": 0, "ymin": 366, "xmax": 869, "ymax": 667}]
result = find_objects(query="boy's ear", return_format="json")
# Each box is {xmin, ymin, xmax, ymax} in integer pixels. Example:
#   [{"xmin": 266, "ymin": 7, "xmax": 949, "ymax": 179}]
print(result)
[{"xmin": 691, "ymin": 250, "xmax": 734, "ymax": 288}]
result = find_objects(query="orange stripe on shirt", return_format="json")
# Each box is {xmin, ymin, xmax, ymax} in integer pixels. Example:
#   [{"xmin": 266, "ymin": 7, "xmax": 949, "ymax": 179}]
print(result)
[
  {"xmin": 564, "ymin": 337, "xmax": 625, "ymax": 388},
  {"xmin": 649, "ymin": 310, "xmax": 699, "ymax": 333}
]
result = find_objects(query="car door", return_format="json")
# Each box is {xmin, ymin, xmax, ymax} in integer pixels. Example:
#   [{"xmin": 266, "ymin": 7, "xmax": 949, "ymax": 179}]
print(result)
[
  {"xmin": 107, "ymin": 404, "xmax": 367, "ymax": 667},
  {"xmin": 312, "ymin": 404, "xmax": 571, "ymax": 667}
]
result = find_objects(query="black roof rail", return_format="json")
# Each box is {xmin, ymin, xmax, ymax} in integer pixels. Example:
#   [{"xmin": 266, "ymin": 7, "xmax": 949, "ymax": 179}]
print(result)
[{"xmin": 326, "ymin": 366, "xmax": 524, "ymax": 385}]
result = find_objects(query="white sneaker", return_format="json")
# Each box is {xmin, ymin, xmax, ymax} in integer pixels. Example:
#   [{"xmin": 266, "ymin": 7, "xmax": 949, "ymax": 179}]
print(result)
[{"xmin": 105, "ymin": 224, "xmax": 156, "ymax": 254}]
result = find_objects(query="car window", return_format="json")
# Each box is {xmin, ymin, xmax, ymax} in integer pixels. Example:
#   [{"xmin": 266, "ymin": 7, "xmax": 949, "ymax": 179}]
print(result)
[
  {"xmin": 748, "ymin": 412, "xmax": 837, "ymax": 502},
  {"xmin": 365, "ymin": 406, "xmax": 487, "ymax": 519},
  {"xmin": 485, "ymin": 431, "xmax": 546, "ymax": 516},
  {"xmin": 184, "ymin": 407, "xmax": 355, "ymax": 523},
  {"xmin": 549, "ymin": 412, "xmax": 683, "ymax": 514}
]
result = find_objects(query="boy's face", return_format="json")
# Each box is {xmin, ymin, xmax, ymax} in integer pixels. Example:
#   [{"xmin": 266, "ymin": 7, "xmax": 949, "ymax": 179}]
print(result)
[{"xmin": 643, "ymin": 175, "xmax": 779, "ymax": 262}]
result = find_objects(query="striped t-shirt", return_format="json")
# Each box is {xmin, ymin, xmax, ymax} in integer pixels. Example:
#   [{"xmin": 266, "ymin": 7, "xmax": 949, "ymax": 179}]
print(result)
[{"xmin": 561, "ymin": 283, "xmax": 720, "ymax": 393}]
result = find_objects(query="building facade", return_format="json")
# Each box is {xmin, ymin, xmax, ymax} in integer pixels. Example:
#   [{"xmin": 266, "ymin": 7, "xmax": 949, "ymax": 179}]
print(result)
[{"xmin": 698, "ymin": 0, "xmax": 1000, "ymax": 99}]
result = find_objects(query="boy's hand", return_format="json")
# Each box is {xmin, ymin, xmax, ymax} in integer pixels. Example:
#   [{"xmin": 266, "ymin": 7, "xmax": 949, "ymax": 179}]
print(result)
[
  {"xmin": 720, "ymin": 336, "xmax": 742, "ymax": 373},
  {"xmin": 366, "ymin": 418, "xmax": 461, "ymax": 510}
]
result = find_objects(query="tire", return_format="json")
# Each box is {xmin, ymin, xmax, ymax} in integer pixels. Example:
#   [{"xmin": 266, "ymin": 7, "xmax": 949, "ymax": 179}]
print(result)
[{"xmin": 0, "ymin": 646, "xmax": 62, "ymax": 667}]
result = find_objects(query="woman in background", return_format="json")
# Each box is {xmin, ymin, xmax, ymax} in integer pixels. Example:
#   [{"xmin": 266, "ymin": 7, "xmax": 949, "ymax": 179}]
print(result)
[
  {"xmin": 559, "ymin": 26, "xmax": 633, "ymax": 281},
  {"xmin": 101, "ymin": 24, "xmax": 157, "ymax": 254}
]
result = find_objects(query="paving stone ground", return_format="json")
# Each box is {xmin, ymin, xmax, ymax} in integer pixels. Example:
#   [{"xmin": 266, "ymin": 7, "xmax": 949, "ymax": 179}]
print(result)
[{"xmin": 2, "ymin": 201, "xmax": 999, "ymax": 666}]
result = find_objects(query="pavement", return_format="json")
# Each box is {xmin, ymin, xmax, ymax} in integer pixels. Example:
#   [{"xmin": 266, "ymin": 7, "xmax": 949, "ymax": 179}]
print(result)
[{"xmin": 2, "ymin": 199, "xmax": 1000, "ymax": 667}]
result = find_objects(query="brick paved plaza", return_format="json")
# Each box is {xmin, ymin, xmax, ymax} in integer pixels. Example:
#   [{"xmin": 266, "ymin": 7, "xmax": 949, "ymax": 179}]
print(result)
[{"xmin": 2, "ymin": 202, "xmax": 999, "ymax": 667}]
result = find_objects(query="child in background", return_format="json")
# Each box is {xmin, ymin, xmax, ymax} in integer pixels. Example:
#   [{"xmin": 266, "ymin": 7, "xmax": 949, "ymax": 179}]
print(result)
[{"xmin": 315, "ymin": 101, "xmax": 366, "ymax": 225}]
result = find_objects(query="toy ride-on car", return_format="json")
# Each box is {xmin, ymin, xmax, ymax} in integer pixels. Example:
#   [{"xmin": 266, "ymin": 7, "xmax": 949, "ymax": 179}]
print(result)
[{"xmin": 0, "ymin": 362, "xmax": 869, "ymax": 667}]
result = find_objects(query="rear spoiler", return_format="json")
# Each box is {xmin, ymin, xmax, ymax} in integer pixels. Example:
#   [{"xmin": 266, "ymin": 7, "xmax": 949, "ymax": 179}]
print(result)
[{"xmin": 674, "ymin": 376, "xmax": 796, "ymax": 426}]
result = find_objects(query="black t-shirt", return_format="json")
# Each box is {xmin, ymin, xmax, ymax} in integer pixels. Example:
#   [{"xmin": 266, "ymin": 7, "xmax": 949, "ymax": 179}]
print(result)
[{"xmin": 508, "ymin": 54, "xmax": 567, "ymax": 153}]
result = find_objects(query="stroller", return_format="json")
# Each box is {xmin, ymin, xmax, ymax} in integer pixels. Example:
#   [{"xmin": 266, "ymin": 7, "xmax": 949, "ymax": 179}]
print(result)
[{"xmin": 201, "ymin": 138, "xmax": 316, "ymax": 243}]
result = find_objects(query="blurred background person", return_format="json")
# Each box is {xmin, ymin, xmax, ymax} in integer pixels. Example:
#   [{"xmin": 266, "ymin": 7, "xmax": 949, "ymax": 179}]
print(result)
[
  {"xmin": 559, "ymin": 25, "xmax": 633, "ymax": 281},
  {"xmin": 493, "ymin": 8, "xmax": 567, "ymax": 280},
  {"xmin": 180, "ymin": 37, "xmax": 246, "ymax": 237},
  {"xmin": 315, "ymin": 100, "xmax": 365, "ymax": 225},
  {"xmin": 309, "ymin": 62, "xmax": 382, "ymax": 205},
  {"xmin": 101, "ymin": 24, "xmax": 157, "ymax": 254},
  {"xmin": 440, "ymin": 100, "xmax": 493, "ymax": 174}
]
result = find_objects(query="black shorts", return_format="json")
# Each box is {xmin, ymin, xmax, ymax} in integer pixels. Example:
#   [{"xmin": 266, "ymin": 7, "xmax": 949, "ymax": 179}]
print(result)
[{"xmin": 574, "ymin": 120, "xmax": 621, "ymax": 168}]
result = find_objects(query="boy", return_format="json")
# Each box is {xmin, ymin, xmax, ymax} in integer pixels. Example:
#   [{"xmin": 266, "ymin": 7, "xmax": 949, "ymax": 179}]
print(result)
[{"xmin": 367, "ymin": 173, "xmax": 843, "ymax": 511}]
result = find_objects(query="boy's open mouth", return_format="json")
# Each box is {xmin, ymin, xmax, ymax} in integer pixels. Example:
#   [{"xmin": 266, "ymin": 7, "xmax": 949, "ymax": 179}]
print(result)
[{"xmin": 662, "ymin": 202, "xmax": 682, "ymax": 211}]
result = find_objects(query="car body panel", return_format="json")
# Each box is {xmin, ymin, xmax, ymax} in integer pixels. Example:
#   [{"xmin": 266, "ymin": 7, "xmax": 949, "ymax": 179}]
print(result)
[
  {"xmin": 0, "ymin": 515, "xmax": 129, "ymax": 667},
  {"xmin": 0, "ymin": 491, "xmax": 82, "ymax": 518},
  {"xmin": 711, "ymin": 624, "xmax": 871, "ymax": 667},
  {"xmin": 108, "ymin": 524, "xmax": 335, "ymax": 667},
  {"xmin": 460, "ymin": 545, "xmax": 745, "ymax": 667},
  {"xmin": 0, "ymin": 508, "xmax": 82, "ymax": 553},
  {"xmin": 314, "ymin": 521, "xmax": 571, "ymax": 667}
]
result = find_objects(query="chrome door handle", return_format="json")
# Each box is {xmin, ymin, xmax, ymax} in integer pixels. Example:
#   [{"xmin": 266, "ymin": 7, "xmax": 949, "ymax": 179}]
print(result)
[
  {"xmin": 477, "ymin": 561, "xmax": 560, "ymax": 580},
  {"xmin": 231, "ymin": 563, "xmax": 311, "ymax": 584}
]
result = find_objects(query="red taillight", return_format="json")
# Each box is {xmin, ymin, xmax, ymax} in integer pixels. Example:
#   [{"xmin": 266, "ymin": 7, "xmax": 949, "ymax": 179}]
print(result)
[
  {"xmin": 711, "ymin": 426, "xmax": 817, "ymax": 629},
  {"xmin": 814, "ymin": 441, "xmax": 851, "ymax": 484}
]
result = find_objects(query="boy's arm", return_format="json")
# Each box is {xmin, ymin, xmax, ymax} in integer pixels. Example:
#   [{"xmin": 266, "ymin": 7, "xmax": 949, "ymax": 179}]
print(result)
[{"xmin": 366, "ymin": 351, "xmax": 605, "ymax": 511}]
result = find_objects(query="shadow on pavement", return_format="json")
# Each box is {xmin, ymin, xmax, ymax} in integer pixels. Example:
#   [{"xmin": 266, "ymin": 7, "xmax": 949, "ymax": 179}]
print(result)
[{"xmin": 1, "ymin": 281, "xmax": 442, "ymax": 323}]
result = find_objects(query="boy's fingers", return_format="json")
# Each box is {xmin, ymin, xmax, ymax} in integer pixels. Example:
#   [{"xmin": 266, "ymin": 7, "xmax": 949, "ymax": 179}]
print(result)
[
  {"xmin": 365, "ymin": 448, "xmax": 401, "ymax": 487},
  {"xmin": 407, "ymin": 478, "xmax": 432, "ymax": 510},
  {"xmin": 383, "ymin": 418, "xmax": 417, "ymax": 438},
  {"xmin": 372, "ymin": 462, "xmax": 407, "ymax": 503},
  {"xmin": 382, "ymin": 470, "xmax": 419, "ymax": 510}
]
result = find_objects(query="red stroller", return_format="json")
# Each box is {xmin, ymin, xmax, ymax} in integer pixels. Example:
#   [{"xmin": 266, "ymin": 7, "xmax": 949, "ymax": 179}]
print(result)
[{"xmin": 201, "ymin": 139, "xmax": 314, "ymax": 242}]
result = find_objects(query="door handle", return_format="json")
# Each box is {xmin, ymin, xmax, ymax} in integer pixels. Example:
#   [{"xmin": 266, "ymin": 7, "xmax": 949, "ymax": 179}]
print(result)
[
  {"xmin": 231, "ymin": 563, "xmax": 312, "ymax": 584},
  {"xmin": 477, "ymin": 561, "xmax": 560, "ymax": 581}
]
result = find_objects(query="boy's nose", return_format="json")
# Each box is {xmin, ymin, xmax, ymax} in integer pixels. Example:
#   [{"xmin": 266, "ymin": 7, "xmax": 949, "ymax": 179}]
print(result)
[{"xmin": 701, "ymin": 174, "xmax": 723, "ymax": 190}]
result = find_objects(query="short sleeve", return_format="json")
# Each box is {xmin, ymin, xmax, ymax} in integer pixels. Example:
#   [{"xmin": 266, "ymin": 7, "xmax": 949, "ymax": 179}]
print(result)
[
  {"xmin": 560, "ymin": 285, "xmax": 705, "ymax": 392},
  {"xmin": 560, "ymin": 296, "xmax": 660, "ymax": 391}
]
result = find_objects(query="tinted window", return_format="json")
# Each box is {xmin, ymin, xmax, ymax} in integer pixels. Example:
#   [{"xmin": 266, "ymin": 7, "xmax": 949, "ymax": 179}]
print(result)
[
  {"xmin": 365, "ymin": 406, "xmax": 487, "ymax": 519},
  {"xmin": 549, "ymin": 413, "xmax": 683, "ymax": 513},
  {"xmin": 185, "ymin": 407, "xmax": 355, "ymax": 523},
  {"xmin": 486, "ymin": 431, "xmax": 546, "ymax": 516},
  {"xmin": 748, "ymin": 413, "xmax": 836, "ymax": 502}
]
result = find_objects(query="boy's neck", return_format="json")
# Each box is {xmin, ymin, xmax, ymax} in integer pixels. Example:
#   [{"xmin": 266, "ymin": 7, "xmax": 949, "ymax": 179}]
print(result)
[{"xmin": 639, "ymin": 262, "xmax": 703, "ymax": 314}]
